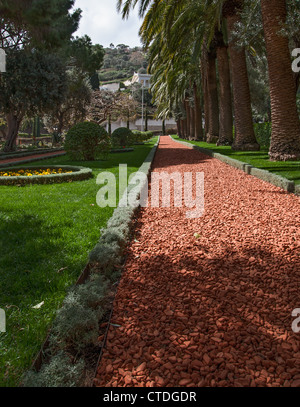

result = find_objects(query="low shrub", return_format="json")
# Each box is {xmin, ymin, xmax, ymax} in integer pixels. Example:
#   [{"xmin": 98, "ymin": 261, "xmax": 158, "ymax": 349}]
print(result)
[
  {"xmin": 111, "ymin": 127, "xmax": 133, "ymax": 147},
  {"xmin": 254, "ymin": 122, "xmax": 271, "ymax": 149},
  {"xmin": 50, "ymin": 294, "xmax": 100, "ymax": 352},
  {"xmin": 65, "ymin": 122, "xmax": 111, "ymax": 161},
  {"xmin": 22, "ymin": 351, "xmax": 85, "ymax": 387},
  {"xmin": 22, "ymin": 137, "xmax": 160, "ymax": 388},
  {"xmin": 130, "ymin": 130, "xmax": 154, "ymax": 144},
  {"xmin": 164, "ymin": 127, "xmax": 178, "ymax": 135}
]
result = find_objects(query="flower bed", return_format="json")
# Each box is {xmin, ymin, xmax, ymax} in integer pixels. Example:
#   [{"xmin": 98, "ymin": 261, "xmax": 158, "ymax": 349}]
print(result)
[{"xmin": 0, "ymin": 165, "xmax": 92, "ymax": 186}]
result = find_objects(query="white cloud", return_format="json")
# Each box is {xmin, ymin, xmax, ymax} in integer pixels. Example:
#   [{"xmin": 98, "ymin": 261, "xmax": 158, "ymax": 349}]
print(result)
[{"xmin": 73, "ymin": 0, "xmax": 143, "ymax": 48}]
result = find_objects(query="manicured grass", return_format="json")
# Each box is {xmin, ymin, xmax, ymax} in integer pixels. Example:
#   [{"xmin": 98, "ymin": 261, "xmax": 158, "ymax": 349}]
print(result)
[
  {"xmin": 173, "ymin": 135, "xmax": 300, "ymax": 185},
  {"xmin": 0, "ymin": 138, "xmax": 157, "ymax": 387}
]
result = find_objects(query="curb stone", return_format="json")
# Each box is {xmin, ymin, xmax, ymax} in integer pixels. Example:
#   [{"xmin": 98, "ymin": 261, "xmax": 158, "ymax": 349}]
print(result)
[
  {"xmin": 0, "ymin": 165, "xmax": 92, "ymax": 186},
  {"xmin": 171, "ymin": 136, "xmax": 296, "ymax": 194},
  {"xmin": 89, "ymin": 136, "xmax": 160, "ymax": 266},
  {"xmin": 0, "ymin": 152, "xmax": 66, "ymax": 168},
  {"xmin": 0, "ymin": 148, "xmax": 64, "ymax": 161}
]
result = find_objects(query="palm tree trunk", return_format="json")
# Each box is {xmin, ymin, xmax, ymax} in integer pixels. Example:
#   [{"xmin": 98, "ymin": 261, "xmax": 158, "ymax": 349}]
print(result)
[
  {"xmin": 193, "ymin": 82, "xmax": 204, "ymax": 140},
  {"xmin": 216, "ymin": 42, "xmax": 233, "ymax": 145},
  {"xmin": 189, "ymin": 104, "xmax": 195, "ymax": 140},
  {"xmin": 184, "ymin": 98, "xmax": 191, "ymax": 139},
  {"xmin": 227, "ymin": 13, "xmax": 260, "ymax": 151},
  {"xmin": 261, "ymin": 0, "xmax": 300, "ymax": 160},
  {"xmin": 206, "ymin": 51, "xmax": 219, "ymax": 144},
  {"xmin": 176, "ymin": 120, "xmax": 181, "ymax": 137},
  {"xmin": 201, "ymin": 49, "xmax": 210, "ymax": 140}
]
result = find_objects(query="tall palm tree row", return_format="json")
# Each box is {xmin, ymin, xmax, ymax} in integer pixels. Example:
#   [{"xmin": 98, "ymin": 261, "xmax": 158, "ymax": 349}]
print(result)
[{"xmin": 117, "ymin": 0, "xmax": 300, "ymax": 160}]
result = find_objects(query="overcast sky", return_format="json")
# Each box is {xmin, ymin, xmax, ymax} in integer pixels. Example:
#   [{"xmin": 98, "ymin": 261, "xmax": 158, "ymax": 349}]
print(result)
[{"xmin": 73, "ymin": 0, "xmax": 143, "ymax": 48}]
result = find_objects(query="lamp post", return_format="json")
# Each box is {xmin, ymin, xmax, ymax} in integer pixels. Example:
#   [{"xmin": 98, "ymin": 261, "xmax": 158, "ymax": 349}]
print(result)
[{"xmin": 141, "ymin": 84, "xmax": 144, "ymax": 132}]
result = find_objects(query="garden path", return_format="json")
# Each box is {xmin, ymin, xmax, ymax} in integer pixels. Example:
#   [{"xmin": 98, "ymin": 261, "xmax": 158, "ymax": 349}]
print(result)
[
  {"xmin": 95, "ymin": 135, "xmax": 300, "ymax": 387},
  {"xmin": 0, "ymin": 151, "xmax": 65, "ymax": 166}
]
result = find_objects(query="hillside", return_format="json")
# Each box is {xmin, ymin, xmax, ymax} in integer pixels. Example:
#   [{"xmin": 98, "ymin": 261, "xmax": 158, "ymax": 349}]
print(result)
[{"xmin": 99, "ymin": 44, "xmax": 148, "ymax": 83}]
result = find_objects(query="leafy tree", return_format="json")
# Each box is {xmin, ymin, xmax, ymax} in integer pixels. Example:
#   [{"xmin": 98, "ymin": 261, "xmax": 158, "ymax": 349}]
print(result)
[
  {"xmin": 43, "ymin": 69, "xmax": 92, "ymax": 136},
  {"xmin": 0, "ymin": 0, "xmax": 81, "ymax": 51},
  {"xmin": 67, "ymin": 35, "xmax": 104, "ymax": 77},
  {"xmin": 0, "ymin": 49, "xmax": 67, "ymax": 151}
]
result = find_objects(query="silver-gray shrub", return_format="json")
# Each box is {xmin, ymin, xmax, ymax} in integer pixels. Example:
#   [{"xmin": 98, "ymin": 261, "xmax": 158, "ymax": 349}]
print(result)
[{"xmin": 22, "ymin": 351, "xmax": 85, "ymax": 388}]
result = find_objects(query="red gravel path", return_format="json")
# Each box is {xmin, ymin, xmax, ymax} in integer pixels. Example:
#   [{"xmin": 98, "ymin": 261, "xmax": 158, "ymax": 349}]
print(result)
[
  {"xmin": 95, "ymin": 136, "xmax": 300, "ymax": 387},
  {"xmin": 0, "ymin": 151, "xmax": 65, "ymax": 165}
]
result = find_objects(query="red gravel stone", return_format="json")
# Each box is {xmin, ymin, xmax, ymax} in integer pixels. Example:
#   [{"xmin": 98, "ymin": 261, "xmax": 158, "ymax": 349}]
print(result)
[{"xmin": 95, "ymin": 136, "xmax": 300, "ymax": 387}]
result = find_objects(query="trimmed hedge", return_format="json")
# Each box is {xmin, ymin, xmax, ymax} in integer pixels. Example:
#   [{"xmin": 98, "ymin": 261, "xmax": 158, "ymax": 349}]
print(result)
[
  {"xmin": 0, "ymin": 165, "xmax": 92, "ymax": 186},
  {"xmin": 131, "ymin": 130, "xmax": 154, "ymax": 144},
  {"xmin": 111, "ymin": 127, "xmax": 133, "ymax": 147},
  {"xmin": 110, "ymin": 147, "xmax": 134, "ymax": 153},
  {"xmin": 0, "ymin": 148, "xmax": 64, "ymax": 161},
  {"xmin": 65, "ymin": 122, "xmax": 111, "ymax": 161},
  {"xmin": 22, "ymin": 137, "xmax": 160, "ymax": 388}
]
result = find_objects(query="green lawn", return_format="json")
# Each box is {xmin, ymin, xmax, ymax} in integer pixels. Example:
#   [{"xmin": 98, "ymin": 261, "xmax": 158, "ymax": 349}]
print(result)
[
  {"xmin": 173, "ymin": 135, "xmax": 300, "ymax": 185},
  {"xmin": 0, "ymin": 138, "xmax": 157, "ymax": 387}
]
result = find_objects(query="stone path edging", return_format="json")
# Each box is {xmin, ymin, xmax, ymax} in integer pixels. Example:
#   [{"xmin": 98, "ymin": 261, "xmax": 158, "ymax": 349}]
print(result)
[{"xmin": 171, "ymin": 136, "xmax": 297, "ymax": 194}]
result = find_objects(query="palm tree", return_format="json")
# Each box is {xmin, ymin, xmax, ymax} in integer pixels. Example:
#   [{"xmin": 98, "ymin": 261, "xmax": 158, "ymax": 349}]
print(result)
[
  {"xmin": 206, "ymin": 46, "xmax": 220, "ymax": 143},
  {"xmin": 216, "ymin": 28, "xmax": 233, "ymax": 145},
  {"xmin": 260, "ymin": 0, "xmax": 300, "ymax": 160},
  {"xmin": 223, "ymin": 0, "xmax": 259, "ymax": 150},
  {"xmin": 118, "ymin": 0, "xmax": 260, "ymax": 150},
  {"xmin": 193, "ymin": 82, "xmax": 204, "ymax": 140}
]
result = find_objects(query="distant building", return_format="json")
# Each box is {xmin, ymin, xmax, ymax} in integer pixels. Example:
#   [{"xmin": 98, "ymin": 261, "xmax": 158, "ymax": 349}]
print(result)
[
  {"xmin": 0, "ymin": 49, "xmax": 6, "ymax": 73},
  {"xmin": 130, "ymin": 72, "xmax": 152, "ymax": 88},
  {"xmin": 100, "ymin": 82, "xmax": 120, "ymax": 93}
]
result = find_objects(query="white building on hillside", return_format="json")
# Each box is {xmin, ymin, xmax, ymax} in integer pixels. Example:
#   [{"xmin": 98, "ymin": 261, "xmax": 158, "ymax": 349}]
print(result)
[
  {"xmin": 129, "ymin": 72, "xmax": 152, "ymax": 88},
  {"xmin": 100, "ymin": 82, "xmax": 120, "ymax": 93}
]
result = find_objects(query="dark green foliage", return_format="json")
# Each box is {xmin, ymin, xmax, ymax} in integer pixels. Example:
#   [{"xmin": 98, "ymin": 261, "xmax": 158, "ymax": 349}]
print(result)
[
  {"xmin": 33, "ymin": 117, "xmax": 41, "ymax": 141},
  {"xmin": 90, "ymin": 73, "xmax": 100, "ymax": 90},
  {"xmin": 100, "ymin": 46, "xmax": 148, "ymax": 82},
  {"xmin": 0, "ymin": 0, "xmax": 81, "ymax": 51},
  {"xmin": 111, "ymin": 127, "xmax": 133, "ymax": 147},
  {"xmin": 254, "ymin": 122, "xmax": 272, "ymax": 149},
  {"xmin": 65, "ymin": 122, "xmax": 111, "ymax": 160},
  {"xmin": 68, "ymin": 36, "xmax": 105, "ymax": 76},
  {"xmin": 0, "ymin": 49, "xmax": 67, "ymax": 117},
  {"xmin": 0, "ymin": 49, "xmax": 67, "ymax": 151},
  {"xmin": 131, "ymin": 130, "xmax": 154, "ymax": 144},
  {"xmin": 99, "ymin": 70, "xmax": 129, "ymax": 82}
]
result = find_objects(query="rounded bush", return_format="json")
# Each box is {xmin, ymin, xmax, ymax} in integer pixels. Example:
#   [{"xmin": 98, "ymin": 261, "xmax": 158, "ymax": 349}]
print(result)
[
  {"xmin": 111, "ymin": 127, "xmax": 133, "ymax": 147},
  {"xmin": 131, "ymin": 130, "xmax": 154, "ymax": 144},
  {"xmin": 65, "ymin": 122, "xmax": 111, "ymax": 161}
]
